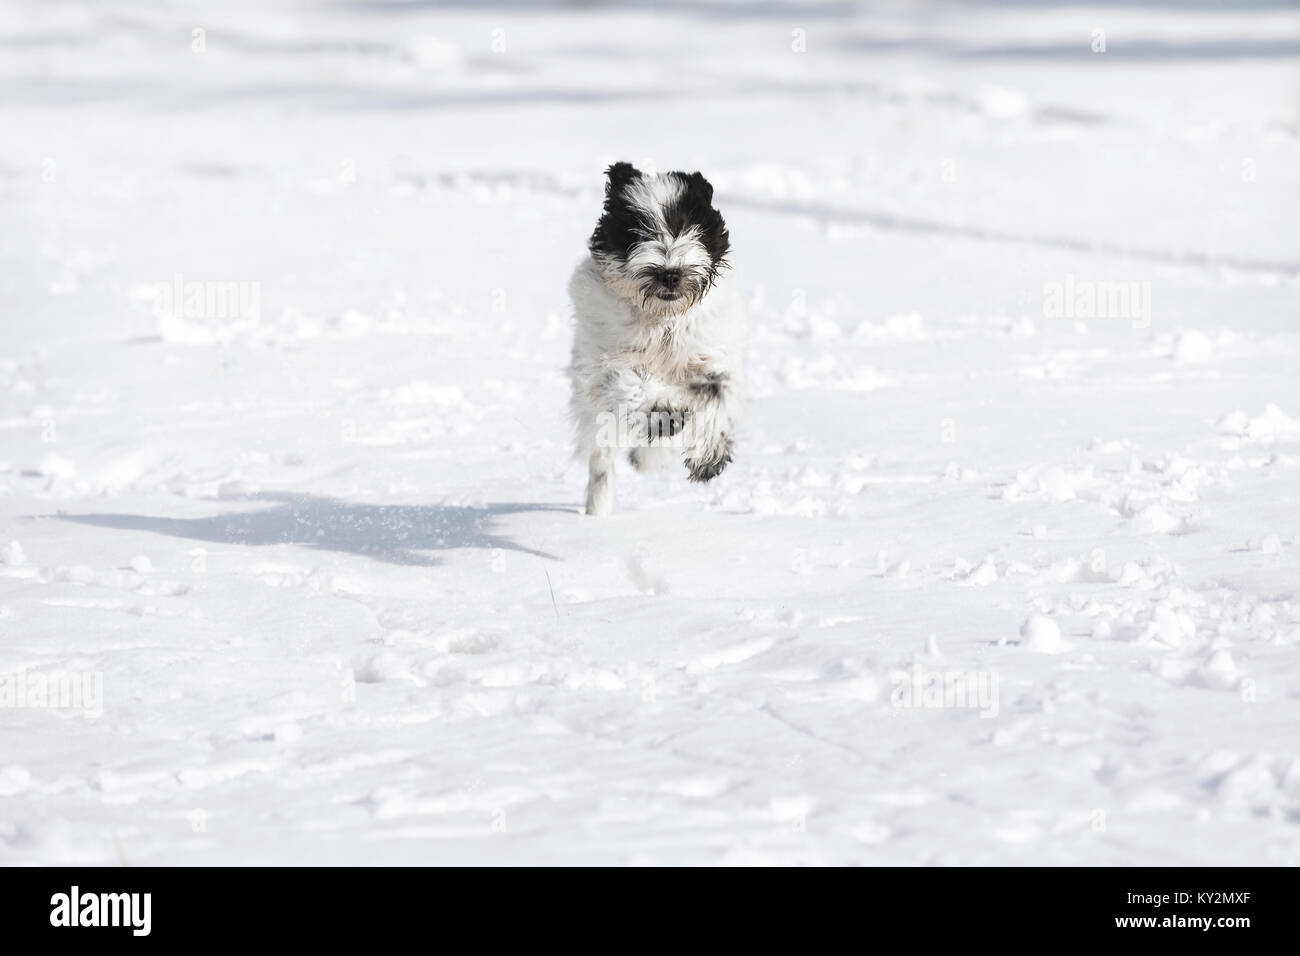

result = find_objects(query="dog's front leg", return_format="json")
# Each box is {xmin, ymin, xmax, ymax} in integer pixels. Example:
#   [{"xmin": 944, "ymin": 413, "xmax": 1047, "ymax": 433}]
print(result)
[
  {"xmin": 585, "ymin": 446, "xmax": 616, "ymax": 516},
  {"xmin": 681, "ymin": 368, "xmax": 739, "ymax": 483},
  {"xmin": 583, "ymin": 363, "xmax": 664, "ymax": 516}
]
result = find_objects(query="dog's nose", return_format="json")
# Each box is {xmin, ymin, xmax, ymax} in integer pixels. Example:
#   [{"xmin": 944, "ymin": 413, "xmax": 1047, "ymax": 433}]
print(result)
[{"xmin": 660, "ymin": 268, "xmax": 682, "ymax": 289}]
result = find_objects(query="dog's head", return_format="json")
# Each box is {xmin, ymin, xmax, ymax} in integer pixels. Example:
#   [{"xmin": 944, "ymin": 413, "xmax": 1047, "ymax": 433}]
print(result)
[{"xmin": 588, "ymin": 162, "xmax": 731, "ymax": 316}]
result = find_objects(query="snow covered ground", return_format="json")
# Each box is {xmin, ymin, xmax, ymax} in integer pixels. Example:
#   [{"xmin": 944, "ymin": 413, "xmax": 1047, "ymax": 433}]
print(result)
[{"xmin": 2, "ymin": 0, "xmax": 1298, "ymax": 865}]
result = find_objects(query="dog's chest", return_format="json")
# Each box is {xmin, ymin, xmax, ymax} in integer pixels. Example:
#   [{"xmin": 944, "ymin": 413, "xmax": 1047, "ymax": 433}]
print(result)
[{"xmin": 627, "ymin": 319, "xmax": 710, "ymax": 384}]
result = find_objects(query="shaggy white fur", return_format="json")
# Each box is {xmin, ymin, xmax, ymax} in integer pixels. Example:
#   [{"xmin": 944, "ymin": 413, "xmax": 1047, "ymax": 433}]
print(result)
[{"xmin": 569, "ymin": 251, "xmax": 746, "ymax": 516}]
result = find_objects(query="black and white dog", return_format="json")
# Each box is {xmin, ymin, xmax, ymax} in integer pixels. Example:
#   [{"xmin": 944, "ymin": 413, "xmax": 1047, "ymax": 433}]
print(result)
[{"xmin": 569, "ymin": 163, "xmax": 746, "ymax": 516}]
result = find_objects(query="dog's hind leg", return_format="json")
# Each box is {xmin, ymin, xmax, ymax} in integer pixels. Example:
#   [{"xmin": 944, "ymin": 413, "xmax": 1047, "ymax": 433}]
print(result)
[
  {"xmin": 628, "ymin": 442, "xmax": 677, "ymax": 473},
  {"xmin": 585, "ymin": 447, "xmax": 615, "ymax": 516}
]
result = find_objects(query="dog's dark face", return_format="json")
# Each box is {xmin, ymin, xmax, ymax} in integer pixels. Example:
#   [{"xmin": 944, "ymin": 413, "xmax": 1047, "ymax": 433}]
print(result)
[{"xmin": 588, "ymin": 162, "xmax": 731, "ymax": 316}]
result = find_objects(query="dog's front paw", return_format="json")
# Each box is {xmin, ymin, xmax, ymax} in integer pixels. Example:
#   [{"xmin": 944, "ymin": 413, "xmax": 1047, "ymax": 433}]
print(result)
[
  {"xmin": 685, "ymin": 434, "xmax": 734, "ymax": 483},
  {"xmin": 646, "ymin": 405, "xmax": 688, "ymax": 443}
]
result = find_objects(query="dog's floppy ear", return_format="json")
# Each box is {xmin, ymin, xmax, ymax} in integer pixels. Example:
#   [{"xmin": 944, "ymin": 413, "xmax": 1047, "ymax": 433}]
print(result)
[
  {"xmin": 687, "ymin": 171, "xmax": 714, "ymax": 205},
  {"xmin": 605, "ymin": 162, "xmax": 642, "ymax": 195}
]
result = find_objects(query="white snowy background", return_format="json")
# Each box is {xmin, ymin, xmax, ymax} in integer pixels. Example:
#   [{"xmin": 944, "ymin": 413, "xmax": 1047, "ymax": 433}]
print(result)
[{"xmin": 2, "ymin": 0, "xmax": 1298, "ymax": 864}]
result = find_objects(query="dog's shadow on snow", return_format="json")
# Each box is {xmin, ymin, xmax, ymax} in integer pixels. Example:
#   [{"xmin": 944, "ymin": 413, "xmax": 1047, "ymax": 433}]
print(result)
[{"xmin": 57, "ymin": 492, "xmax": 567, "ymax": 567}]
